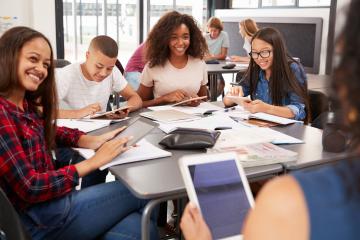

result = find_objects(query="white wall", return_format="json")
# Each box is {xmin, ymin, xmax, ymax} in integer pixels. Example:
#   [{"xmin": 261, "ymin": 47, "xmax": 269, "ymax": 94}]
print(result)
[
  {"xmin": 215, "ymin": 8, "xmax": 330, "ymax": 74},
  {"xmin": 0, "ymin": 0, "xmax": 57, "ymax": 57}
]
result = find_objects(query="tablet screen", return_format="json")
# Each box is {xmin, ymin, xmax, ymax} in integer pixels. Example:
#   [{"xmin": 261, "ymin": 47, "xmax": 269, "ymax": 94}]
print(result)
[
  {"xmin": 114, "ymin": 118, "xmax": 157, "ymax": 146},
  {"xmin": 188, "ymin": 159, "xmax": 251, "ymax": 239}
]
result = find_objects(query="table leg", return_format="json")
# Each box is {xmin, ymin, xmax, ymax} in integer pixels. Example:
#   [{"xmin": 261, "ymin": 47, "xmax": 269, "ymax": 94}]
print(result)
[
  {"xmin": 141, "ymin": 193, "xmax": 187, "ymax": 240},
  {"xmin": 208, "ymin": 73, "xmax": 218, "ymax": 101}
]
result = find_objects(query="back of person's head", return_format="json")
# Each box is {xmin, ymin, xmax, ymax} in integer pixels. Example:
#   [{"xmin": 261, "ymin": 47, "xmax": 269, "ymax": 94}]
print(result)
[
  {"xmin": 0, "ymin": 26, "xmax": 57, "ymax": 149},
  {"xmin": 145, "ymin": 11, "xmax": 208, "ymax": 67},
  {"xmin": 89, "ymin": 35, "xmax": 118, "ymax": 58},
  {"xmin": 239, "ymin": 18, "xmax": 259, "ymax": 37},
  {"xmin": 333, "ymin": 0, "xmax": 360, "ymax": 143},
  {"xmin": 207, "ymin": 17, "xmax": 223, "ymax": 31},
  {"xmin": 247, "ymin": 27, "xmax": 309, "ymax": 123}
]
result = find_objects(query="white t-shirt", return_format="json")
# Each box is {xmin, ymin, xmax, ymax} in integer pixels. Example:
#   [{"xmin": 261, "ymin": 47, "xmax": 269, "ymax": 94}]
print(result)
[
  {"xmin": 140, "ymin": 56, "xmax": 208, "ymax": 98},
  {"xmin": 205, "ymin": 31, "xmax": 230, "ymax": 55},
  {"xmin": 55, "ymin": 63, "xmax": 128, "ymax": 111}
]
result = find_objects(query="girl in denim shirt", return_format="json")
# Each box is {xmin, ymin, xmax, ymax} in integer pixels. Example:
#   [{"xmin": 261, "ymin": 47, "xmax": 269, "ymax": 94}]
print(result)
[{"xmin": 224, "ymin": 27, "xmax": 309, "ymax": 122}]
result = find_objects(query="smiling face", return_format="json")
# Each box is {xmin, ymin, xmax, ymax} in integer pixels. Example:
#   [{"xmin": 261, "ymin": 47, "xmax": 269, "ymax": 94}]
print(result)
[
  {"xmin": 83, "ymin": 49, "xmax": 117, "ymax": 82},
  {"xmin": 17, "ymin": 37, "xmax": 51, "ymax": 93},
  {"xmin": 251, "ymin": 38, "xmax": 274, "ymax": 73},
  {"xmin": 168, "ymin": 23, "xmax": 190, "ymax": 58}
]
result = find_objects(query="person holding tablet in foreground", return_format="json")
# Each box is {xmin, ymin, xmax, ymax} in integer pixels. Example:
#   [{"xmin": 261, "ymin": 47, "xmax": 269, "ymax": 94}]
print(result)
[
  {"xmin": 223, "ymin": 27, "xmax": 309, "ymax": 122},
  {"xmin": 181, "ymin": 1, "xmax": 360, "ymax": 238},
  {"xmin": 0, "ymin": 27, "xmax": 159, "ymax": 240},
  {"xmin": 137, "ymin": 11, "xmax": 208, "ymax": 107}
]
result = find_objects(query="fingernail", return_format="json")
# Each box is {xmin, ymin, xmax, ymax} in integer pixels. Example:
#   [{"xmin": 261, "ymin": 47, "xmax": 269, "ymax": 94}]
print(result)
[{"xmin": 188, "ymin": 202, "xmax": 197, "ymax": 209}]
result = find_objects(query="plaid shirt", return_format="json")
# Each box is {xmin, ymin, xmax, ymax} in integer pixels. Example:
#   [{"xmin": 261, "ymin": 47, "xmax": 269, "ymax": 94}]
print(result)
[{"xmin": 0, "ymin": 97, "xmax": 85, "ymax": 211}]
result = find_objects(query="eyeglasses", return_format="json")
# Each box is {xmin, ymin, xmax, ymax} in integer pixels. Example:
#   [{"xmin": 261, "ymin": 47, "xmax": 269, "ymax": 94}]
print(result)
[{"xmin": 249, "ymin": 50, "xmax": 272, "ymax": 59}]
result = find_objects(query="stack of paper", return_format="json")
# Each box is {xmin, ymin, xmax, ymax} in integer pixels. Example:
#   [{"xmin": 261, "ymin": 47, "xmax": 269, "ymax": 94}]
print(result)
[
  {"xmin": 209, "ymin": 142, "xmax": 298, "ymax": 168},
  {"xmin": 74, "ymin": 139, "xmax": 172, "ymax": 170}
]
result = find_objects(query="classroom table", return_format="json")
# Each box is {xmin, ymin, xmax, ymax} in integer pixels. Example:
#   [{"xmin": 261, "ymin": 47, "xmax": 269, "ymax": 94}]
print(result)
[
  {"xmin": 207, "ymin": 61, "xmax": 248, "ymax": 101},
  {"xmin": 89, "ymin": 108, "xmax": 346, "ymax": 240}
]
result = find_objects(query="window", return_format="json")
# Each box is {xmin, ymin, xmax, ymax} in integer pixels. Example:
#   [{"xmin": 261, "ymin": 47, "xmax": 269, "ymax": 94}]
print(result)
[
  {"xmin": 231, "ymin": 0, "xmax": 330, "ymax": 8},
  {"xmin": 147, "ymin": 0, "xmax": 207, "ymax": 33},
  {"xmin": 62, "ymin": 0, "xmax": 139, "ymax": 65}
]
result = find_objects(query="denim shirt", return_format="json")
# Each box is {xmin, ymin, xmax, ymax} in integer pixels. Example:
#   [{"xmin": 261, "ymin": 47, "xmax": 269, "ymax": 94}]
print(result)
[{"xmin": 240, "ymin": 62, "xmax": 307, "ymax": 120}]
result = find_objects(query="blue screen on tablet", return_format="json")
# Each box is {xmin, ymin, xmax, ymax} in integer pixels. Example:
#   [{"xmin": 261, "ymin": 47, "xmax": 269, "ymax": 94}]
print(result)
[{"xmin": 188, "ymin": 160, "xmax": 251, "ymax": 239}]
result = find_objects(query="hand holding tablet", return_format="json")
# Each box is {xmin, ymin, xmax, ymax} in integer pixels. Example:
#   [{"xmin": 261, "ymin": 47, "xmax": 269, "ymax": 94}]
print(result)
[
  {"xmin": 226, "ymin": 95, "xmax": 251, "ymax": 106},
  {"xmin": 90, "ymin": 105, "xmax": 132, "ymax": 119},
  {"xmin": 172, "ymin": 95, "xmax": 208, "ymax": 107}
]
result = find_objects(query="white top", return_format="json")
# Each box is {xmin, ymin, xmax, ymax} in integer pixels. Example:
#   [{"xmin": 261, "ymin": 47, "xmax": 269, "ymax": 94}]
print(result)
[
  {"xmin": 55, "ymin": 63, "xmax": 128, "ymax": 111},
  {"xmin": 205, "ymin": 31, "xmax": 230, "ymax": 55},
  {"xmin": 140, "ymin": 56, "xmax": 208, "ymax": 98}
]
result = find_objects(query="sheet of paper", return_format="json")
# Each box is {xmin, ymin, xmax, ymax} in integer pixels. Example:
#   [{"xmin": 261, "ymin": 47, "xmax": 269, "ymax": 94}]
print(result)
[
  {"xmin": 158, "ymin": 115, "xmax": 243, "ymax": 134},
  {"xmin": 148, "ymin": 102, "xmax": 223, "ymax": 115},
  {"xmin": 213, "ymin": 129, "xmax": 274, "ymax": 148},
  {"xmin": 74, "ymin": 139, "xmax": 172, "ymax": 170},
  {"xmin": 255, "ymin": 127, "xmax": 304, "ymax": 144},
  {"xmin": 250, "ymin": 112, "xmax": 302, "ymax": 125},
  {"xmin": 56, "ymin": 119, "xmax": 111, "ymax": 133}
]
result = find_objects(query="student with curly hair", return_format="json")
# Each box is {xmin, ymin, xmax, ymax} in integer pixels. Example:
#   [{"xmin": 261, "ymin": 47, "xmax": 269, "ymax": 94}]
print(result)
[
  {"xmin": 137, "ymin": 11, "xmax": 209, "ymax": 107},
  {"xmin": 223, "ymin": 27, "xmax": 309, "ymax": 122}
]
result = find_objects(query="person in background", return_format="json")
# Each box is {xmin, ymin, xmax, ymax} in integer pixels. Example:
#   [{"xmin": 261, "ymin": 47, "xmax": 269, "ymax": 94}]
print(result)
[
  {"xmin": 56, "ymin": 35, "xmax": 142, "ymax": 119},
  {"xmin": 230, "ymin": 18, "xmax": 259, "ymax": 63},
  {"xmin": 181, "ymin": 1, "xmax": 360, "ymax": 239},
  {"xmin": 137, "ymin": 11, "xmax": 208, "ymax": 108},
  {"xmin": 204, "ymin": 17, "xmax": 230, "ymax": 61},
  {"xmin": 124, "ymin": 42, "xmax": 146, "ymax": 90},
  {"xmin": 0, "ymin": 26, "xmax": 159, "ymax": 240},
  {"xmin": 223, "ymin": 27, "xmax": 309, "ymax": 122},
  {"xmin": 204, "ymin": 17, "xmax": 230, "ymax": 97}
]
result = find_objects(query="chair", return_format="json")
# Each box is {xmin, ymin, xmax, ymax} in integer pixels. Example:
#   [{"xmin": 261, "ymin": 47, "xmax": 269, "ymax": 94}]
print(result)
[
  {"xmin": 54, "ymin": 59, "xmax": 71, "ymax": 68},
  {"xmin": 308, "ymin": 89, "xmax": 329, "ymax": 125},
  {"xmin": 110, "ymin": 59, "xmax": 126, "ymax": 109},
  {"xmin": 0, "ymin": 188, "xmax": 29, "ymax": 240}
]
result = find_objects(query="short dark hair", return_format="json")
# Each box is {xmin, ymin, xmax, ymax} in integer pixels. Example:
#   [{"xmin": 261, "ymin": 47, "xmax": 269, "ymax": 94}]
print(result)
[
  {"xmin": 0, "ymin": 26, "xmax": 57, "ymax": 149},
  {"xmin": 145, "ymin": 11, "xmax": 208, "ymax": 68},
  {"xmin": 90, "ymin": 35, "xmax": 118, "ymax": 58}
]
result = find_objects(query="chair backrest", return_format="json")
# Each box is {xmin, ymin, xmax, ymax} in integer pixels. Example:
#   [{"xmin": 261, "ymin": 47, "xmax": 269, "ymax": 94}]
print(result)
[
  {"xmin": 54, "ymin": 59, "xmax": 71, "ymax": 68},
  {"xmin": 0, "ymin": 188, "xmax": 29, "ymax": 240},
  {"xmin": 308, "ymin": 89, "xmax": 329, "ymax": 124},
  {"xmin": 115, "ymin": 59, "xmax": 125, "ymax": 75}
]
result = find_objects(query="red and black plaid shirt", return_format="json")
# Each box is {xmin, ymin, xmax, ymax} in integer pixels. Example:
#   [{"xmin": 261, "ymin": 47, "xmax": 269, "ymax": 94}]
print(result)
[{"xmin": 0, "ymin": 97, "xmax": 85, "ymax": 211}]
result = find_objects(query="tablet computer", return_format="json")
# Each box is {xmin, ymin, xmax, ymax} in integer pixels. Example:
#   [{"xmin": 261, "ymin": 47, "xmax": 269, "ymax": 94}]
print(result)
[
  {"xmin": 226, "ymin": 96, "xmax": 251, "ymax": 106},
  {"xmin": 90, "ymin": 105, "xmax": 132, "ymax": 119},
  {"xmin": 179, "ymin": 152, "xmax": 254, "ymax": 240},
  {"xmin": 114, "ymin": 117, "xmax": 158, "ymax": 146}
]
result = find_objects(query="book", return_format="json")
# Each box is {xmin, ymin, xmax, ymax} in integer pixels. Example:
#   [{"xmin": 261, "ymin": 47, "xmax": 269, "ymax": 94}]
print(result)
[
  {"xmin": 171, "ymin": 96, "xmax": 208, "ymax": 107},
  {"xmin": 73, "ymin": 139, "xmax": 172, "ymax": 170},
  {"xmin": 89, "ymin": 105, "xmax": 132, "ymax": 119},
  {"xmin": 209, "ymin": 142, "xmax": 298, "ymax": 167}
]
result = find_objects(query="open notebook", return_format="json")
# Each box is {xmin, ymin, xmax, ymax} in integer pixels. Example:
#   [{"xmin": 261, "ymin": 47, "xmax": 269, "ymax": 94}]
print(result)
[{"xmin": 140, "ymin": 109, "xmax": 199, "ymax": 123}]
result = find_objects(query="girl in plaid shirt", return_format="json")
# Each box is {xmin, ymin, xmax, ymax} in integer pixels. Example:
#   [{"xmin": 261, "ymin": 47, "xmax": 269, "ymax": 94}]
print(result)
[{"xmin": 0, "ymin": 27, "xmax": 158, "ymax": 240}]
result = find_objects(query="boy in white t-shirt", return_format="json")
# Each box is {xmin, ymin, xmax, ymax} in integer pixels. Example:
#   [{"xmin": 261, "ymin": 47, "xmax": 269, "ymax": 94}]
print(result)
[{"xmin": 56, "ymin": 35, "xmax": 142, "ymax": 119}]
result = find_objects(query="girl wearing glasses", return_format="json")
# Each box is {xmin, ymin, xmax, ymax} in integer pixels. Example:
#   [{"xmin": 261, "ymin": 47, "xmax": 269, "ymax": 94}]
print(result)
[
  {"xmin": 223, "ymin": 27, "xmax": 309, "ymax": 122},
  {"xmin": 137, "ymin": 11, "xmax": 208, "ymax": 107}
]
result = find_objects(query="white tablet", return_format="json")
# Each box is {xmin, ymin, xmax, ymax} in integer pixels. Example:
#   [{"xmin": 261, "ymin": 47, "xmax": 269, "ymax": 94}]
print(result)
[
  {"xmin": 179, "ymin": 152, "xmax": 254, "ymax": 240},
  {"xmin": 226, "ymin": 96, "xmax": 251, "ymax": 106}
]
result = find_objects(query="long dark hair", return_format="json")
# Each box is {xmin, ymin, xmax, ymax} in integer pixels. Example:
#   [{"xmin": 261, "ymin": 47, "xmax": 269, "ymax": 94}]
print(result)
[
  {"xmin": 0, "ymin": 26, "xmax": 57, "ymax": 149},
  {"xmin": 244, "ymin": 27, "xmax": 310, "ymax": 123},
  {"xmin": 145, "ymin": 11, "xmax": 208, "ymax": 68}
]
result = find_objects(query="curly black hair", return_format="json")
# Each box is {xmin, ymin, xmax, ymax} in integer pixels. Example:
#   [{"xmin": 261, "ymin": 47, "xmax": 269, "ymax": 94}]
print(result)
[{"xmin": 145, "ymin": 11, "xmax": 208, "ymax": 68}]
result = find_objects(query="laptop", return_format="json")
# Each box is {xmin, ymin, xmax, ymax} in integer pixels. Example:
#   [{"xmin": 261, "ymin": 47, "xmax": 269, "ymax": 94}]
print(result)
[{"xmin": 179, "ymin": 152, "xmax": 254, "ymax": 240}]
